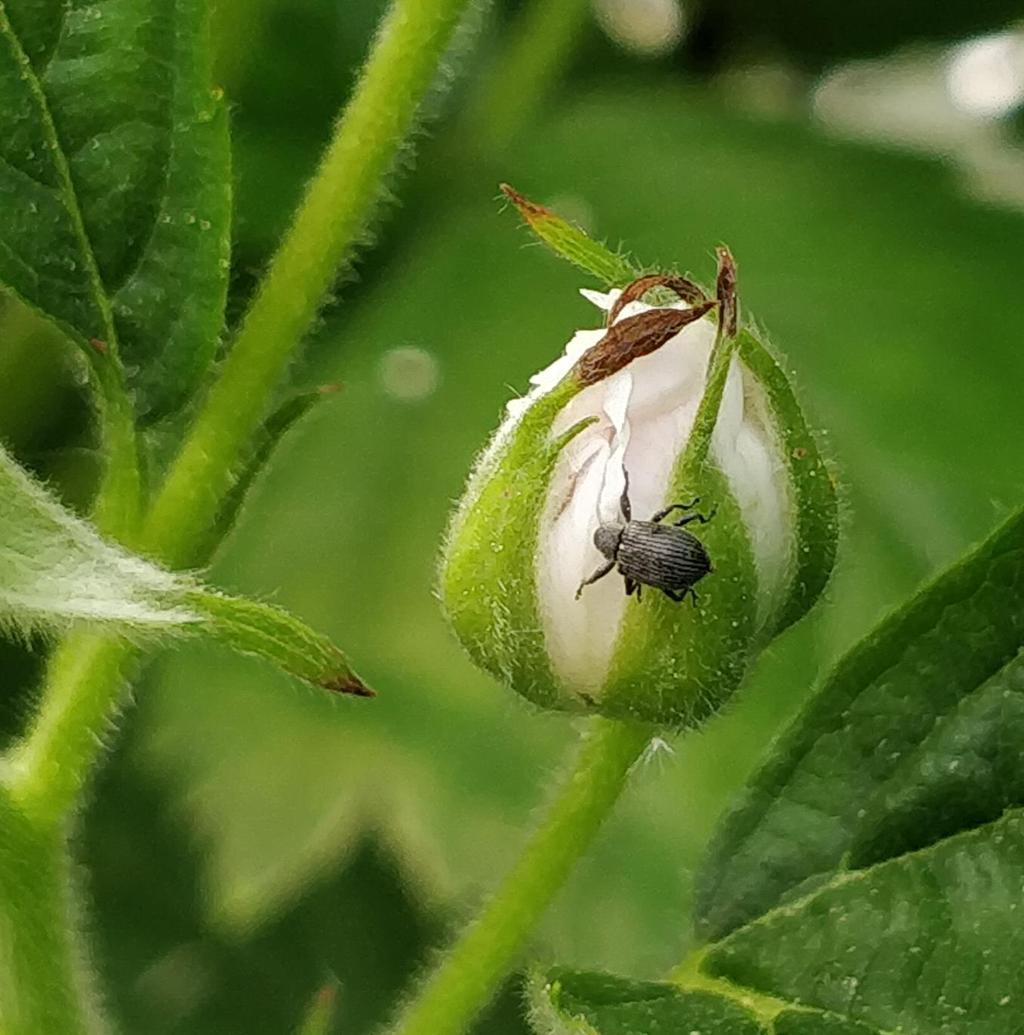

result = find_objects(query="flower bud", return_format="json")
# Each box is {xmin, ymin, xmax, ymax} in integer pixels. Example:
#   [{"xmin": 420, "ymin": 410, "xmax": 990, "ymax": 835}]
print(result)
[{"xmin": 440, "ymin": 249, "xmax": 837, "ymax": 728}]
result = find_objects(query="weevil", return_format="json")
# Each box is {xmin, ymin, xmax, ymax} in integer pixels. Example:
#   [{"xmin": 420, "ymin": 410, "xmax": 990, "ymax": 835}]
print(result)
[{"xmin": 575, "ymin": 471, "xmax": 715, "ymax": 605}]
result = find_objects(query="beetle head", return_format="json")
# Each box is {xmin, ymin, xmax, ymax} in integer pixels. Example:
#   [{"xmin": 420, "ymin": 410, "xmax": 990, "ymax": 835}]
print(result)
[{"xmin": 593, "ymin": 522, "xmax": 624, "ymax": 560}]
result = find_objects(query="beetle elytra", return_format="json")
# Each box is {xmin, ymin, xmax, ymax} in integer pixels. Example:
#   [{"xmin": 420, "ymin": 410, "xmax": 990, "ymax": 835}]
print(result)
[{"xmin": 576, "ymin": 470, "xmax": 715, "ymax": 605}]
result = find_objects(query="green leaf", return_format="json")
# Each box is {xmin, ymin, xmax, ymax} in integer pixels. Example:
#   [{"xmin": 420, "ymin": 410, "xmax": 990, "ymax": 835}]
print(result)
[
  {"xmin": 0, "ymin": 442, "xmax": 368, "ymax": 693},
  {"xmin": 0, "ymin": 0, "xmax": 229, "ymax": 419},
  {"xmin": 702, "ymin": 810, "xmax": 1024, "ymax": 1035},
  {"xmin": 695, "ymin": 506, "xmax": 1024, "ymax": 940},
  {"xmin": 528, "ymin": 968, "xmax": 887, "ymax": 1035},
  {"xmin": 530, "ymin": 970, "xmax": 765, "ymax": 1034}
]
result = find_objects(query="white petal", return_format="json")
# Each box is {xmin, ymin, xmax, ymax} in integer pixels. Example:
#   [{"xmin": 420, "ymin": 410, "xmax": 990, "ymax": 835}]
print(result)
[
  {"xmin": 505, "ymin": 328, "xmax": 606, "ymax": 419},
  {"xmin": 538, "ymin": 317, "xmax": 718, "ymax": 695},
  {"xmin": 580, "ymin": 287, "xmax": 620, "ymax": 311},
  {"xmin": 533, "ymin": 302, "xmax": 793, "ymax": 696}
]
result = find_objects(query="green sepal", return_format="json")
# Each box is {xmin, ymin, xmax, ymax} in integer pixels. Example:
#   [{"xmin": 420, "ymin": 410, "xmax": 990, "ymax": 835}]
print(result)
[
  {"xmin": 737, "ymin": 329, "xmax": 839, "ymax": 635},
  {"xmin": 501, "ymin": 184, "xmax": 638, "ymax": 287},
  {"xmin": 600, "ymin": 313, "xmax": 756, "ymax": 726},
  {"xmin": 440, "ymin": 377, "xmax": 590, "ymax": 711},
  {"xmin": 602, "ymin": 461, "xmax": 759, "ymax": 726}
]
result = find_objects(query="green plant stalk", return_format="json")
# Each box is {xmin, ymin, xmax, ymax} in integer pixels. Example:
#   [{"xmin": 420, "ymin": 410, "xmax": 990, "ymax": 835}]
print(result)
[
  {"xmin": 463, "ymin": 0, "xmax": 592, "ymax": 155},
  {"xmin": 0, "ymin": 787, "xmax": 97, "ymax": 1035},
  {"xmin": 7, "ymin": 632, "xmax": 135, "ymax": 828},
  {"xmin": 143, "ymin": 0, "xmax": 474, "ymax": 568},
  {"xmin": 89, "ymin": 355, "xmax": 143, "ymax": 541},
  {"xmin": 388, "ymin": 718, "xmax": 651, "ymax": 1035}
]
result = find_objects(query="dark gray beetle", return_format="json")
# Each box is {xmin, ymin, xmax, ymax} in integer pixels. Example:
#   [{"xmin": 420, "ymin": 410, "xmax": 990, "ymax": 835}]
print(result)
[{"xmin": 576, "ymin": 472, "xmax": 715, "ymax": 604}]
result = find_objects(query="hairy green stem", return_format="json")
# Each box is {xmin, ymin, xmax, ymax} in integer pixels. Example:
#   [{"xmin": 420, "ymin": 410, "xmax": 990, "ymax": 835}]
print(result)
[
  {"xmin": 143, "ymin": 0, "xmax": 473, "ymax": 568},
  {"xmin": 389, "ymin": 718, "xmax": 651, "ymax": 1035},
  {"xmin": 463, "ymin": 0, "xmax": 591, "ymax": 155},
  {"xmin": 7, "ymin": 633, "xmax": 135, "ymax": 829},
  {"xmin": 89, "ymin": 357, "xmax": 143, "ymax": 542},
  {"xmin": 0, "ymin": 788, "xmax": 97, "ymax": 1035}
]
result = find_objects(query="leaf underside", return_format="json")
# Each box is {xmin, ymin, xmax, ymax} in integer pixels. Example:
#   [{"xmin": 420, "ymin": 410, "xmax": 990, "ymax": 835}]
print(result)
[
  {"xmin": 0, "ymin": 443, "xmax": 367, "ymax": 694},
  {"xmin": 0, "ymin": 0, "xmax": 230, "ymax": 420}
]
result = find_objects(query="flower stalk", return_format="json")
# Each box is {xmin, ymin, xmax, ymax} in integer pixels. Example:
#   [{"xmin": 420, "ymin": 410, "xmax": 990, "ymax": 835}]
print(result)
[{"xmin": 388, "ymin": 718, "xmax": 652, "ymax": 1035}]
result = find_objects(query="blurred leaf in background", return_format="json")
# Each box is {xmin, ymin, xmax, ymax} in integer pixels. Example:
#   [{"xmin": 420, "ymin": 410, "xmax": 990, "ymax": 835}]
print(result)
[{"xmin": 82, "ymin": 705, "xmax": 528, "ymax": 1034}]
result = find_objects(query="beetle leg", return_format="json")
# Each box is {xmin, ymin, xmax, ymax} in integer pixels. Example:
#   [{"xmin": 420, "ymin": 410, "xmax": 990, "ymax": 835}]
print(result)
[
  {"xmin": 651, "ymin": 497, "xmax": 701, "ymax": 523},
  {"xmin": 675, "ymin": 505, "xmax": 717, "ymax": 527},
  {"xmin": 619, "ymin": 468, "xmax": 632, "ymax": 522},
  {"xmin": 662, "ymin": 587, "xmax": 700, "ymax": 606},
  {"xmin": 575, "ymin": 559, "xmax": 616, "ymax": 599}
]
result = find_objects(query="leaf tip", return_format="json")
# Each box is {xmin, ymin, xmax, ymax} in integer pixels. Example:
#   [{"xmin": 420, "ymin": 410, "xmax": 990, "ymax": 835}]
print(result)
[
  {"xmin": 499, "ymin": 182, "xmax": 549, "ymax": 222},
  {"xmin": 321, "ymin": 672, "xmax": 376, "ymax": 697}
]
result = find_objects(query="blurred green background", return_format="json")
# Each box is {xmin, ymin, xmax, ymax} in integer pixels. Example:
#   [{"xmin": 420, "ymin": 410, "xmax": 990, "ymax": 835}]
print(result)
[{"xmin": 3, "ymin": 0, "xmax": 1024, "ymax": 1031}]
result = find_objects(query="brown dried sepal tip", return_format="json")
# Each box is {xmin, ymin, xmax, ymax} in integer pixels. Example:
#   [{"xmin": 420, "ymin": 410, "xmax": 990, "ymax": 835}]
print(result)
[
  {"xmin": 606, "ymin": 273, "xmax": 708, "ymax": 326},
  {"xmin": 499, "ymin": 182, "xmax": 550, "ymax": 222},
  {"xmin": 576, "ymin": 301, "xmax": 717, "ymax": 387},
  {"xmin": 715, "ymin": 246, "xmax": 738, "ymax": 339},
  {"xmin": 321, "ymin": 673, "xmax": 375, "ymax": 697}
]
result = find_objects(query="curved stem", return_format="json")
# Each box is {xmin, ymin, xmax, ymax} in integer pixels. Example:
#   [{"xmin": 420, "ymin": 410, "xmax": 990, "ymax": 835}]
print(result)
[
  {"xmin": 7, "ymin": 632, "xmax": 135, "ymax": 829},
  {"xmin": 143, "ymin": 0, "xmax": 473, "ymax": 568},
  {"xmin": 89, "ymin": 355, "xmax": 143, "ymax": 542},
  {"xmin": 0, "ymin": 787, "xmax": 96, "ymax": 1035},
  {"xmin": 388, "ymin": 717, "xmax": 651, "ymax": 1035}
]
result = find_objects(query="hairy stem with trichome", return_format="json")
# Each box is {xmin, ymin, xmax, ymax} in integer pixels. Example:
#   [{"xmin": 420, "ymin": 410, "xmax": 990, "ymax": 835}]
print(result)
[{"xmin": 388, "ymin": 718, "xmax": 651, "ymax": 1035}]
